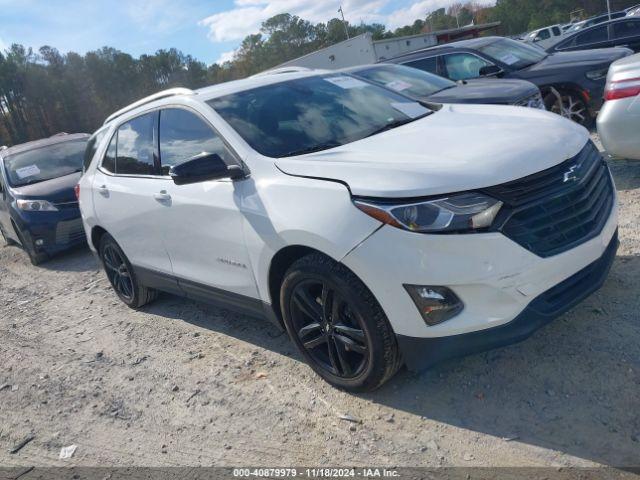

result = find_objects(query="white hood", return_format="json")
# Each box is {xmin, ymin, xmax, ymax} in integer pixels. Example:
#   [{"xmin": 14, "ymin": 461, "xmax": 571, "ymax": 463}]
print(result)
[{"xmin": 275, "ymin": 104, "xmax": 589, "ymax": 198}]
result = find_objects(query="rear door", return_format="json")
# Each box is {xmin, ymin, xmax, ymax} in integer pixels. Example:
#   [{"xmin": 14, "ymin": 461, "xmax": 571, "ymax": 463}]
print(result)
[
  {"xmin": 92, "ymin": 111, "xmax": 173, "ymax": 276},
  {"xmin": 156, "ymin": 107, "xmax": 259, "ymax": 300}
]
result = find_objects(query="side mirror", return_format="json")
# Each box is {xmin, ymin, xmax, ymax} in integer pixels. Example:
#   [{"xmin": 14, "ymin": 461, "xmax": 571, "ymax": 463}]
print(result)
[
  {"xmin": 169, "ymin": 152, "xmax": 245, "ymax": 185},
  {"xmin": 479, "ymin": 65, "xmax": 502, "ymax": 77},
  {"xmin": 533, "ymin": 36, "xmax": 541, "ymax": 42}
]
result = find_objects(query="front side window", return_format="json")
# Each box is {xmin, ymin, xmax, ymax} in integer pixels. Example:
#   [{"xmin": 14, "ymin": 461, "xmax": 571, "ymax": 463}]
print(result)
[
  {"xmin": 575, "ymin": 25, "xmax": 608, "ymax": 45},
  {"xmin": 353, "ymin": 64, "xmax": 455, "ymax": 99},
  {"xmin": 476, "ymin": 38, "xmax": 546, "ymax": 69},
  {"xmin": 537, "ymin": 29, "xmax": 551, "ymax": 40},
  {"xmin": 552, "ymin": 26, "xmax": 562, "ymax": 36},
  {"xmin": 207, "ymin": 74, "xmax": 432, "ymax": 158},
  {"xmin": 3, "ymin": 139, "xmax": 87, "ymax": 187},
  {"xmin": 115, "ymin": 113, "xmax": 157, "ymax": 175},
  {"xmin": 159, "ymin": 108, "xmax": 236, "ymax": 175},
  {"xmin": 443, "ymin": 53, "xmax": 493, "ymax": 81},
  {"xmin": 403, "ymin": 56, "xmax": 439, "ymax": 75}
]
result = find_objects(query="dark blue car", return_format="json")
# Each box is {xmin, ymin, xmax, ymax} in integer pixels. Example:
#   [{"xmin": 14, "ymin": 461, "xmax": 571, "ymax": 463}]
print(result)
[{"xmin": 0, "ymin": 133, "xmax": 90, "ymax": 265}]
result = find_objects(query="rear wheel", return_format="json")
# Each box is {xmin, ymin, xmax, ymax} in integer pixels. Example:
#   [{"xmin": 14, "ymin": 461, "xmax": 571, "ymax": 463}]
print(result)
[
  {"xmin": 99, "ymin": 233, "xmax": 157, "ymax": 308},
  {"xmin": 281, "ymin": 253, "xmax": 401, "ymax": 392}
]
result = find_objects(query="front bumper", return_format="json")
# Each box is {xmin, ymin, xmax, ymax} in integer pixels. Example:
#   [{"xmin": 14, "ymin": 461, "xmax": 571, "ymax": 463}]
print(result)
[
  {"xmin": 342, "ymin": 197, "xmax": 618, "ymax": 339},
  {"xmin": 15, "ymin": 206, "xmax": 86, "ymax": 256},
  {"xmin": 396, "ymin": 230, "xmax": 618, "ymax": 370}
]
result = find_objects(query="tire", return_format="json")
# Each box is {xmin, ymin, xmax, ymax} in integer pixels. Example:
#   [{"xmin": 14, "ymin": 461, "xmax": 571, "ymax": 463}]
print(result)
[
  {"xmin": 15, "ymin": 227, "xmax": 48, "ymax": 266},
  {"xmin": 99, "ymin": 233, "xmax": 158, "ymax": 308},
  {"xmin": 546, "ymin": 90, "xmax": 591, "ymax": 127},
  {"xmin": 280, "ymin": 253, "xmax": 402, "ymax": 392},
  {"xmin": 0, "ymin": 226, "xmax": 17, "ymax": 246}
]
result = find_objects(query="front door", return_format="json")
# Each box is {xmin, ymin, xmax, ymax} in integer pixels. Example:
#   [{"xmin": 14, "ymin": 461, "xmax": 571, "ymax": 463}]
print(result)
[{"xmin": 155, "ymin": 107, "xmax": 258, "ymax": 300}]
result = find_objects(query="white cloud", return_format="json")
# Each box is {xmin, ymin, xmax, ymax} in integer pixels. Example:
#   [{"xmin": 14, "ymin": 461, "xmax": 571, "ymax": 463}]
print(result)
[
  {"xmin": 125, "ymin": 0, "xmax": 191, "ymax": 34},
  {"xmin": 217, "ymin": 49, "xmax": 238, "ymax": 64},
  {"xmin": 200, "ymin": 0, "xmax": 388, "ymax": 42},
  {"xmin": 200, "ymin": 0, "xmax": 496, "ymax": 43},
  {"xmin": 0, "ymin": 37, "xmax": 8, "ymax": 52}
]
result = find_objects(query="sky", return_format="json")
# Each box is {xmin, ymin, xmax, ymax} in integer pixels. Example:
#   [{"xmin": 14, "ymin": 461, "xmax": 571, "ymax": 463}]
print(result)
[{"xmin": 0, "ymin": 0, "xmax": 494, "ymax": 65}]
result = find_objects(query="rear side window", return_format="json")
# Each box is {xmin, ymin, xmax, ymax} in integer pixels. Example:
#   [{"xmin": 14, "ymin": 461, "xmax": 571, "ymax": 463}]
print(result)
[
  {"xmin": 159, "ymin": 108, "xmax": 236, "ymax": 175},
  {"xmin": 83, "ymin": 130, "xmax": 106, "ymax": 172},
  {"xmin": 102, "ymin": 132, "xmax": 117, "ymax": 173},
  {"xmin": 575, "ymin": 25, "xmax": 608, "ymax": 45},
  {"xmin": 116, "ymin": 113, "xmax": 157, "ymax": 175},
  {"xmin": 403, "ymin": 56, "xmax": 439, "ymax": 75},
  {"xmin": 613, "ymin": 20, "xmax": 640, "ymax": 39}
]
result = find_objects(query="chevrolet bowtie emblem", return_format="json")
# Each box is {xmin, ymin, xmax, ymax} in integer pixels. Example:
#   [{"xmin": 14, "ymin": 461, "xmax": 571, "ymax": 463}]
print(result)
[{"xmin": 563, "ymin": 165, "xmax": 579, "ymax": 183}]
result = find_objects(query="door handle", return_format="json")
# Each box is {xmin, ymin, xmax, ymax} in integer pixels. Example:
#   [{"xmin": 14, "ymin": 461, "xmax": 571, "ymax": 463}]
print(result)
[
  {"xmin": 154, "ymin": 190, "xmax": 172, "ymax": 204},
  {"xmin": 97, "ymin": 185, "xmax": 109, "ymax": 197}
]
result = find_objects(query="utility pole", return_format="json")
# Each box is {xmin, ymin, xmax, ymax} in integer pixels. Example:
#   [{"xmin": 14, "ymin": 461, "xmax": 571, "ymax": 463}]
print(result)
[
  {"xmin": 606, "ymin": 0, "xmax": 612, "ymax": 20},
  {"xmin": 338, "ymin": 6, "xmax": 350, "ymax": 39}
]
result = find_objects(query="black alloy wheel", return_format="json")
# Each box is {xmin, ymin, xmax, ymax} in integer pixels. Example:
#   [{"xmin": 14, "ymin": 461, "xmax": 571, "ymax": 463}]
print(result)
[
  {"xmin": 102, "ymin": 243, "xmax": 134, "ymax": 302},
  {"xmin": 290, "ymin": 279, "xmax": 368, "ymax": 378},
  {"xmin": 281, "ymin": 253, "xmax": 402, "ymax": 392},
  {"xmin": 98, "ymin": 233, "xmax": 157, "ymax": 308}
]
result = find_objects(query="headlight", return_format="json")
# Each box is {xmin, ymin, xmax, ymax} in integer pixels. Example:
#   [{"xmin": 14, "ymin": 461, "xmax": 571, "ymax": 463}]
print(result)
[
  {"xmin": 354, "ymin": 192, "xmax": 502, "ymax": 233},
  {"xmin": 586, "ymin": 68, "xmax": 608, "ymax": 81},
  {"xmin": 16, "ymin": 199, "xmax": 58, "ymax": 211}
]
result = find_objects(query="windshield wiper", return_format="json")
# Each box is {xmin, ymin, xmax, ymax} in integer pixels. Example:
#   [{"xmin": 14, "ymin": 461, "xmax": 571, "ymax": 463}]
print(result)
[
  {"xmin": 365, "ymin": 115, "xmax": 428, "ymax": 138},
  {"xmin": 279, "ymin": 142, "xmax": 343, "ymax": 157}
]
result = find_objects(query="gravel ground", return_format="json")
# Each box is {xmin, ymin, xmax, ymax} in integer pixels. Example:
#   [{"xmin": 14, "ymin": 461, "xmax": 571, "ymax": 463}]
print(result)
[{"xmin": 1, "ymin": 139, "xmax": 639, "ymax": 469}]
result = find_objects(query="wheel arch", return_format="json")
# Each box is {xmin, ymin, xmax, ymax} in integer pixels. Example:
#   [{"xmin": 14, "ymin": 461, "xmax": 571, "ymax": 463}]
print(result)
[
  {"xmin": 90, "ymin": 225, "xmax": 109, "ymax": 251},
  {"xmin": 267, "ymin": 245, "xmax": 336, "ymax": 323}
]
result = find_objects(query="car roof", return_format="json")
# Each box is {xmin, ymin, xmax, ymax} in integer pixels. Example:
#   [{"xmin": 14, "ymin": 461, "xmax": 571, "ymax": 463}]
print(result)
[
  {"xmin": 196, "ymin": 70, "xmax": 327, "ymax": 100},
  {"xmin": 103, "ymin": 69, "xmax": 335, "ymax": 126},
  {"xmin": 385, "ymin": 36, "xmax": 499, "ymax": 62},
  {"xmin": 0, "ymin": 133, "xmax": 90, "ymax": 158}
]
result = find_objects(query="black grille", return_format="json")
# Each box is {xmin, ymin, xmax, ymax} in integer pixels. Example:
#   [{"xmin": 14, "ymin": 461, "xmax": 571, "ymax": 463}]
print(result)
[
  {"xmin": 484, "ymin": 142, "xmax": 614, "ymax": 258},
  {"xmin": 55, "ymin": 219, "xmax": 86, "ymax": 245}
]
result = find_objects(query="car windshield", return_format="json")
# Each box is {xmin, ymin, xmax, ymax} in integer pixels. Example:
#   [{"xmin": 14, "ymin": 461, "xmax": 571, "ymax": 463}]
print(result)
[
  {"xmin": 350, "ymin": 64, "xmax": 456, "ymax": 99},
  {"xmin": 477, "ymin": 38, "xmax": 547, "ymax": 69},
  {"xmin": 3, "ymin": 139, "xmax": 86, "ymax": 187},
  {"xmin": 207, "ymin": 74, "xmax": 432, "ymax": 158},
  {"xmin": 566, "ymin": 22, "xmax": 586, "ymax": 33}
]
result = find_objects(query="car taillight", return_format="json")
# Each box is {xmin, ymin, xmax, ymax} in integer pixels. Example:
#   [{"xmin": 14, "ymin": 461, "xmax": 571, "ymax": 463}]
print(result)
[
  {"xmin": 604, "ymin": 77, "xmax": 640, "ymax": 101},
  {"xmin": 74, "ymin": 184, "xmax": 80, "ymax": 200}
]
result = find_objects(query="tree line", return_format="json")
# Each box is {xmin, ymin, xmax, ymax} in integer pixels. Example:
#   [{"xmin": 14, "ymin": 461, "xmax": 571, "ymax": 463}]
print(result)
[{"xmin": 1, "ymin": 0, "xmax": 637, "ymax": 146}]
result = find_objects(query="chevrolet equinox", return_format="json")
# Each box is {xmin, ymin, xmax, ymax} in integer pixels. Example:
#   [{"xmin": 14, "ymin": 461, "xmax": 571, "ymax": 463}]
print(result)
[{"xmin": 79, "ymin": 71, "xmax": 619, "ymax": 391}]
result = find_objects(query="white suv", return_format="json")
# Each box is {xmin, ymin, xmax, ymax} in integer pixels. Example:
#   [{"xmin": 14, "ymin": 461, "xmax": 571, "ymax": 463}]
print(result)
[{"xmin": 79, "ymin": 71, "xmax": 618, "ymax": 391}]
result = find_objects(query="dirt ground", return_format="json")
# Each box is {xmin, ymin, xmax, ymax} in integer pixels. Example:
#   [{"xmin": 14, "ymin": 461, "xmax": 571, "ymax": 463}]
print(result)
[{"xmin": 1, "ymin": 138, "xmax": 639, "ymax": 469}]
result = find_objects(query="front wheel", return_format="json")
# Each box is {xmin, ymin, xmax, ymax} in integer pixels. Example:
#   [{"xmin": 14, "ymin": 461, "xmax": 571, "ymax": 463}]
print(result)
[
  {"xmin": 15, "ymin": 227, "xmax": 48, "ymax": 266},
  {"xmin": 280, "ymin": 253, "xmax": 401, "ymax": 392},
  {"xmin": 0, "ymin": 226, "xmax": 17, "ymax": 246},
  {"xmin": 547, "ymin": 91, "xmax": 591, "ymax": 126},
  {"xmin": 99, "ymin": 233, "xmax": 157, "ymax": 308}
]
